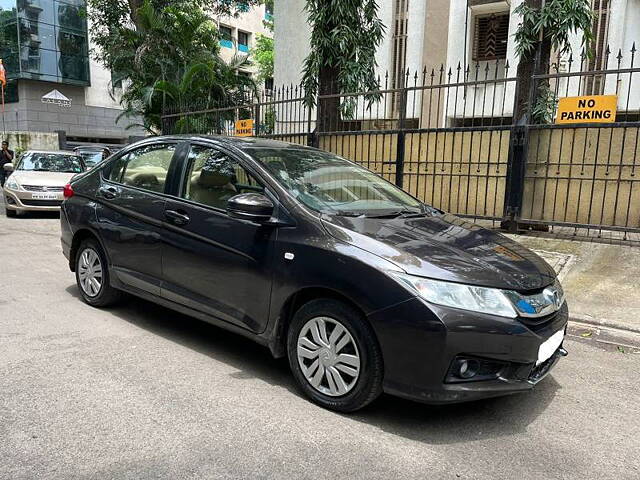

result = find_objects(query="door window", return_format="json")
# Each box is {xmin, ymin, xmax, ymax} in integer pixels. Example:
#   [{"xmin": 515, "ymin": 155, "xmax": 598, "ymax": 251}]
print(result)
[
  {"xmin": 182, "ymin": 145, "xmax": 263, "ymax": 210},
  {"xmin": 109, "ymin": 144, "xmax": 175, "ymax": 193}
]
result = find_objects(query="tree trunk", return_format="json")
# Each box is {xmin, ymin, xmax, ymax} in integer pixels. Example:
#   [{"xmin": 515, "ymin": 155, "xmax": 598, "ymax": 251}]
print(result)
[
  {"xmin": 317, "ymin": 62, "xmax": 341, "ymax": 132},
  {"xmin": 513, "ymin": 0, "xmax": 552, "ymax": 125}
]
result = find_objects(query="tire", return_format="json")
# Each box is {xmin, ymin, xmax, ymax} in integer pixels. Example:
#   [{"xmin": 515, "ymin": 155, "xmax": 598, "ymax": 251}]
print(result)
[
  {"xmin": 75, "ymin": 238, "xmax": 121, "ymax": 307},
  {"xmin": 287, "ymin": 298, "xmax": 383, "ymax": 412},
  {"xmin": 5, "ymin": 208, "xmax": 16, "ymax": 217}
]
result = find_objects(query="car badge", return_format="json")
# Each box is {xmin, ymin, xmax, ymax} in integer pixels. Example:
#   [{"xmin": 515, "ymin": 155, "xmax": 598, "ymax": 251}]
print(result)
[{"xmin": 42, "ymin": 186, "xmax": 48, "ymax": 192}]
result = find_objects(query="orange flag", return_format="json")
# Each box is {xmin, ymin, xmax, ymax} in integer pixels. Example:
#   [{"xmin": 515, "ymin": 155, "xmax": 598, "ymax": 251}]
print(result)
[{"xmin": 0, "ymin": 59, "xmax": 5, "ymax": 87}]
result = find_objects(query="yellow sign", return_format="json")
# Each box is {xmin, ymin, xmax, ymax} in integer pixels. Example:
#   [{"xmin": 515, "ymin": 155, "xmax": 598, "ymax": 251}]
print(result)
[
  {"xmin": 235, "ymin": 119, "xmax": 254, "ymax": 136},
  {"xmin": 556, "ymin": 95, "xmax": 617, "ymax": 124}
]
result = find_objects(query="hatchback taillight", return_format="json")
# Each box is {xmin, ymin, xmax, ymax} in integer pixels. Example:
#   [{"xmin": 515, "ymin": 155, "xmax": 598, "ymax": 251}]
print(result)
[{"xmin": 63, "ymin": 183, "xmax": 74, "ymax": 198}]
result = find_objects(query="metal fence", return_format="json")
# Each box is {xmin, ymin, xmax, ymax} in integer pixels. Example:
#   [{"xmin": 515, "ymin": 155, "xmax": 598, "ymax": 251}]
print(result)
[{"xmin": 161, "ymin": 45, "xmax": 640, "ymax": 238}]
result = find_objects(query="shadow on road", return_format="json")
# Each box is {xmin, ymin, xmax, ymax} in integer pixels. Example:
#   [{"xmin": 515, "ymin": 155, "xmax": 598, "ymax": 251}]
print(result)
[{"xmin": 64, "ymin": 283, "xmax": 560, "ymax": 444}]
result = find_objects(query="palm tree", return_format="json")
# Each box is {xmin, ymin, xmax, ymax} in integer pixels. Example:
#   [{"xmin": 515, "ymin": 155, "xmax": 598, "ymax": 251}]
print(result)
[{"xmin": 108, "ymin": 0, "xmax": 256, "ymax": 133}]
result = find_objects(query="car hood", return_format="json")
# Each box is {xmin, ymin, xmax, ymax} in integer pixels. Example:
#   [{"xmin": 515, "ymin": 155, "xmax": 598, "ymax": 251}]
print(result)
[
  {"xmin": 11, "ymin": 170, "xmax": 77, "ymax": 186},
  {"xmin": 321, "ymin": 213, "xmax": 556, "ymax": 291}
]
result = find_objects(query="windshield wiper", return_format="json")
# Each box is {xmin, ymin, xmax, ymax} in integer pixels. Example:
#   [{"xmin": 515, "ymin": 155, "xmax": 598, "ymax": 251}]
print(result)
[{"xmin": 363, "ymin": 209, "xmax": 421, "ymax": 218}]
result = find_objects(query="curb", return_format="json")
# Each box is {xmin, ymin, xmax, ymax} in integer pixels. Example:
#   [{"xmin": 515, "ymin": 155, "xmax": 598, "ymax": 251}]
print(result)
[{"xmin": 569, "ymin": 314, "xmax": 640, "ymax": 335}]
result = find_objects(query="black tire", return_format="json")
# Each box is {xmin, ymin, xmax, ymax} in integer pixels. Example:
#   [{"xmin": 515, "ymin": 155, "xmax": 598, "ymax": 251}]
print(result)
[
  {"xmin": 75, "ymin": 238, "xmax": 121, "ymax": 307},
  {"xmin": 287, "ymin": 298, "xmax": 383, "ymax": 412},
  {"xmin": 5, "ymin": 208, "xmax": 17, "ymax": 217}
]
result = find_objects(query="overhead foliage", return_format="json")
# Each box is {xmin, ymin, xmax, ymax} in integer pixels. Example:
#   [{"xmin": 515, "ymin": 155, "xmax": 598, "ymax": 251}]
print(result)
[
  {"xmin": 87, "ymin": 0, "xmax": 258, "ymax": 133},
  {"xmin": 513, "ymin": 0, "xmax": 594, "ymax": 60},
  {"xmin": 301, "ymin": 0, "xmax": 385, "ymax": 119}
]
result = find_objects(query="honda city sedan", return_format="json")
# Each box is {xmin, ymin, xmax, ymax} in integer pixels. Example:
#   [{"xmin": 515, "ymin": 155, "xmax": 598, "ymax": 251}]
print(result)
[
  {"xmin": 60, "ymin": 136, "xmax": 568, "ymax": 412},
  {"xmin": 3, "ymin": 151, "xmax": 85, "ymax": 217}
]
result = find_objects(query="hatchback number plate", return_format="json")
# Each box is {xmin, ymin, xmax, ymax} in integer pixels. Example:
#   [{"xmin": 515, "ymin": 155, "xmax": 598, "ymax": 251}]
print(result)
[{"xmin": 31, "ymin": 192, "xmax": 58, "ymax": 200}]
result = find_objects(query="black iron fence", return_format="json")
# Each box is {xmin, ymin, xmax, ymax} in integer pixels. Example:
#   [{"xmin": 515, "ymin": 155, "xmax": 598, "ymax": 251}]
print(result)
[{"xmin": 161, "ymin": 45, "xmax": 640, "ymax": 238}]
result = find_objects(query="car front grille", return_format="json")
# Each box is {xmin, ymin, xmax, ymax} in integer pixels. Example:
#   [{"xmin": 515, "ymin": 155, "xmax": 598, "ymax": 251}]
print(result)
[
  {"xmin": 22, "ymin": 185, "xmax": 64, "ymax": 192},
  {"xmin": 21, "ymin": 199, "xmax": 64, "ymax": 207}
]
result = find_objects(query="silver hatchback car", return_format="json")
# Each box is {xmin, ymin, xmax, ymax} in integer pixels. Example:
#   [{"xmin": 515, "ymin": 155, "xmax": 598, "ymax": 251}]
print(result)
[{"xmin": 3, "ymin": 150, "xmax": 85, "ymax": 217}]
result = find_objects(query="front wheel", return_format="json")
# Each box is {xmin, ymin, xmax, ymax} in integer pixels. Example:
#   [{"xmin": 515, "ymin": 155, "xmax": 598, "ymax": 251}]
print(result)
[
  {"xmin": 287, "ymin": 298, "xmax": 383, "ymax": 412},
  {"xmin": 75, "ymin": 239, "xmax": 121, "ymax": 307}
]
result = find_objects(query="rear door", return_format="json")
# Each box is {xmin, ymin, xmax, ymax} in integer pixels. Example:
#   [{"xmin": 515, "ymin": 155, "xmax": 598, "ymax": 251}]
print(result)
[
  {"xmin": 160, "ymin": 142, "xmax": 276, "ymax": 333},
  {"xmin": 96, "ymin": 141, "xmax": 184, "ymax": 296}
]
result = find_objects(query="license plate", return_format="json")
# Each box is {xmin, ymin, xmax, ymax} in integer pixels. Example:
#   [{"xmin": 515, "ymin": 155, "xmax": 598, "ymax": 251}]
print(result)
[
  {"xmin": 537, "ymin": 329, "xmax": 565, "ymax": 365},
  {"xmin": 31, "ymin": 193, "xmax": 58, "ymax": 200}
]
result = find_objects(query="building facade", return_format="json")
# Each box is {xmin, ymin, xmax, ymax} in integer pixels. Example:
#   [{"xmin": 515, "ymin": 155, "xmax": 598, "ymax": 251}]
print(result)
[
  {"xmin": 0, "ymin": 0, "xmax": 147, "ymax": 148},
  {"xmin": 273, "ymin": 0, "xmax": 450, "ymax": 126},
  {"xmin": 215, "ymin": 2, "xmax": 273, "ymax": 87},
  {"xmin": 445, "ymin": 0, "xmax": 640, "ymax": 123}
]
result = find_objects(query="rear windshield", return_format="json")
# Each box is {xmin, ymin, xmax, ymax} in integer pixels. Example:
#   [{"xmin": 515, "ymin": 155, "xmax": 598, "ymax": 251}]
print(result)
[{"xmin": 19, "ymin": 153, "xmax": 85, "ymax": 173}]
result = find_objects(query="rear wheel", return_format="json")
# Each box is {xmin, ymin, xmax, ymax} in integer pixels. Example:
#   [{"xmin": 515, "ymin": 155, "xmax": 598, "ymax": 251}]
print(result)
[
  {"xmin": 75, "ymin": 239, "xmax": 121, "ymax": 307},
  {"xmin": 287, "ymin": 298, "xmax": 383, "ymax": 412}
]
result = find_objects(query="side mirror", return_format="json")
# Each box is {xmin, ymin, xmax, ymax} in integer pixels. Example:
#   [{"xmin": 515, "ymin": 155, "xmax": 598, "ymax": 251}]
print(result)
[
  {"xmin": 227, "ymin": 193, "xmax": 274, "ymax": 223},
  {"xmin": 3, "ymin": 162, "xmax": 14, "ymax": 172}
]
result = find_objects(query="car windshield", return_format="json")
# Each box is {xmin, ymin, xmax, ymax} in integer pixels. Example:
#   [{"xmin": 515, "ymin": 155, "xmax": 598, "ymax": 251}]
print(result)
[
  {"xmin": 19, "ymin": 153, "xmax": 84, "ymax": 173},
  {"xmin": 249, "ymin": 147, "xmax": 426, "ymax": 216},
  {"xmin": 77, "ymin": 151, "xmax": 103, "ymax": 167}
]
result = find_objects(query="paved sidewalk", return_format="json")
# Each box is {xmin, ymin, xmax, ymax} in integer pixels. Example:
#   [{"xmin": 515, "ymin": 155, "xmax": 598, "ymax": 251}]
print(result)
[{"xmin": 504, "ymin": 233, "xmax": 640, "ymax": 333}]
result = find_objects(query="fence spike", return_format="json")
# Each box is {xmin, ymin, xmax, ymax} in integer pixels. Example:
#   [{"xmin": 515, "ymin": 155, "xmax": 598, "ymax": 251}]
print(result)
[
  {"xmin": 617, "ymin": 48, "xmax": 623, "ymax": 61},
  {"xmin": 632, "ymin": 42, "xmax": 637, "ymax": 54}
]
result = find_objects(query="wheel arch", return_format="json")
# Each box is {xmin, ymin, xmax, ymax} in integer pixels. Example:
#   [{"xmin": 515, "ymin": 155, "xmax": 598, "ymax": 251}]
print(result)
[
  {"xmin": 69, "ymin": 228, "xmax": 109, "ymax": 272},
  {"xmin": 270, "ymin": 286, "xmax": 376, "ymax": 359}
]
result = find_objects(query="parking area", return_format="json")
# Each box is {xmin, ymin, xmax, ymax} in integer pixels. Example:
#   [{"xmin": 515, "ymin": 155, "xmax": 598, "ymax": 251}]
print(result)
[{"xmin": 1, "ymin": 203, "xmax": 639, "ymax": 480}]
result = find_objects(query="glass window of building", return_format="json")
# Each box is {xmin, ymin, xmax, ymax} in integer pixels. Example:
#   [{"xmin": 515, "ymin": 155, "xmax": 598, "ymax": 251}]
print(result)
[{"xmin": 0, "ymin": 0, "xmax": 89, "ymax": 85}]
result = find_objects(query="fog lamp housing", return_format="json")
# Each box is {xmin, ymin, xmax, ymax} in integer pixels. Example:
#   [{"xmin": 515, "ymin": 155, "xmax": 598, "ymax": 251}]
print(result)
[{"xmin": 445, "ymin": 356, "xmax": 507, "ymax": 383}]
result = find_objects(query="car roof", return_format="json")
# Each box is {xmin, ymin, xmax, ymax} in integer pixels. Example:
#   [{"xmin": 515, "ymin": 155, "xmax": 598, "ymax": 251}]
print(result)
[
  {"xmin": 24, "ymin": 150, "xmax": 80, "ymax": 155},
  {"xmin": 136, "ymin": 135, "xmax": 315, "ymax": 151}
]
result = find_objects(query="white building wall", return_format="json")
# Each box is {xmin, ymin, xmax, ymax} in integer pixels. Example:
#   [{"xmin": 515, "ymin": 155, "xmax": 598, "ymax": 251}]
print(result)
[{"xmin": 273, "ymin": 0, "xmax": 310, "ymax": 88}]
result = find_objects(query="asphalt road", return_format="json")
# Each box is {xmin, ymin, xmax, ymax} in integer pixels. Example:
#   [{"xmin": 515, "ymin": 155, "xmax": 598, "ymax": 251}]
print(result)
[{"xmin": 1, "ymin": 205, "xmax": 639, "ymax": 480}]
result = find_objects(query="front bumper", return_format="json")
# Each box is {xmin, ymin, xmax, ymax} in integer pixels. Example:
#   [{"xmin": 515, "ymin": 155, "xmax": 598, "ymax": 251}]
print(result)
[
  {"xmin": 367, "ymin": 297, "xmax": 568, "ymax": 404},
  {"xmin": 3, "ymin": 187, "xmax": 64, "ymax": 212}
]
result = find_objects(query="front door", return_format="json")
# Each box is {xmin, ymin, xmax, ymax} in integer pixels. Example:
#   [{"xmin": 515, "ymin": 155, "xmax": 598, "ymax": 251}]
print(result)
[
  {"xmin": 96, "ymin": 142, "xmax": 179, "ymax": 295},
  {"xmin": 161, "ymin": 143, "xmax": 276, "ymax": 333}
]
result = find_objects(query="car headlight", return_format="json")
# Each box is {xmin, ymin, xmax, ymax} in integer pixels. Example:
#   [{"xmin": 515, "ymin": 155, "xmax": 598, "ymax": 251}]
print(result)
[
  {"xmin": 393, "ymin": 273, "xmax": 518, "ymax": 318},
  {"xmin": 4, "ymin": 176, "xmax": 20, "ymax": 191}
]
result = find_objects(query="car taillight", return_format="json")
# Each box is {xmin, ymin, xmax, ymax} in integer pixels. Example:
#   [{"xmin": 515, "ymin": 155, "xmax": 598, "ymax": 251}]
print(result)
[{"xmin": 63, "ymin": 183, "xmax": 74, "ymax": 198}]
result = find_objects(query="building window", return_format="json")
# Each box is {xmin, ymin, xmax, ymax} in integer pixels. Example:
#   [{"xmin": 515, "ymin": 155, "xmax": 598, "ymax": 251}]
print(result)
[
  {"xmin": 391, "ymin": 0, "xmax": 409, "ymax": 115},
  {"xmin": 237, "ymin": 30, "xmax": 249, "ymax": 52},
  {"xmin": 472, "ymin": 13, "xmax": 509, "ymax": 62},
  {"xmin": 219, "ymin": 25, "xmax": 233, "ymax": 48},
  {"xmin": 265, "ymin": 2, "xmax": 273, "ymax": 20}
]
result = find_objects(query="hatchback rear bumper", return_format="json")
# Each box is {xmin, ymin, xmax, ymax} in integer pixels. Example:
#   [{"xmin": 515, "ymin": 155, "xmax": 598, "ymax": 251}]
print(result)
[{"xmin": 367, "ymin": 297, "xmax": 568, "ymax": 404}]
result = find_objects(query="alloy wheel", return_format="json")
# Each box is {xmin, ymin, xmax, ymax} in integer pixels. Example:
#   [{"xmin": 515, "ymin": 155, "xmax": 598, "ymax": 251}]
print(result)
[
  {"xmin": 296, "ymin": 316, "xmax": 361, "ymax": 397},
  {"xmin": 78, "ymin": 248, "xmax": 103, "ymax": 297}
]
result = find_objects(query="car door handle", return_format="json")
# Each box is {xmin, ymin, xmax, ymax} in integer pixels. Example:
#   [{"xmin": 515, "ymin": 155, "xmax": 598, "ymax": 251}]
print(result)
[
  {"xmin": 98, "ymin": 186, "xmax": 118, "ymax": 200},
  {"xmin": 164, "ymin": 209, "xmax": 190, "ymax": 226}
]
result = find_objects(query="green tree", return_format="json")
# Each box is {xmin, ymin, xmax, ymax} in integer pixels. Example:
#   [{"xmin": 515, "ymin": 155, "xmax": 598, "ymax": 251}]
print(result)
[
  {"xmin": 87, "ymin": 0, "xmax": 258, "ymax": 132},
  {"xmin": 512, "ymin": 0, "xmax": 594, "ymax": 123},
  {"xmin": 251, "ymin": 34, "xmax": 273, "ymax": 83},
  {"xmin": 301, "ymin": 0, "xmax": 385, "ymax": 131}
]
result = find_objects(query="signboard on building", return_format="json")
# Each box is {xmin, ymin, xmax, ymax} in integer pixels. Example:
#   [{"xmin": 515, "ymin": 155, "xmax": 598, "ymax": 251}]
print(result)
[
  {"xmin": 556, "ymin": 95, "xmax": 617, "ymax": 124},
  {"xmin": 235, "ymin": 119, "xmax": 254, "ymax": 136},
  {"xmin": 41, "ymin": 89, "xmax": 72, "ymax": 108}
]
